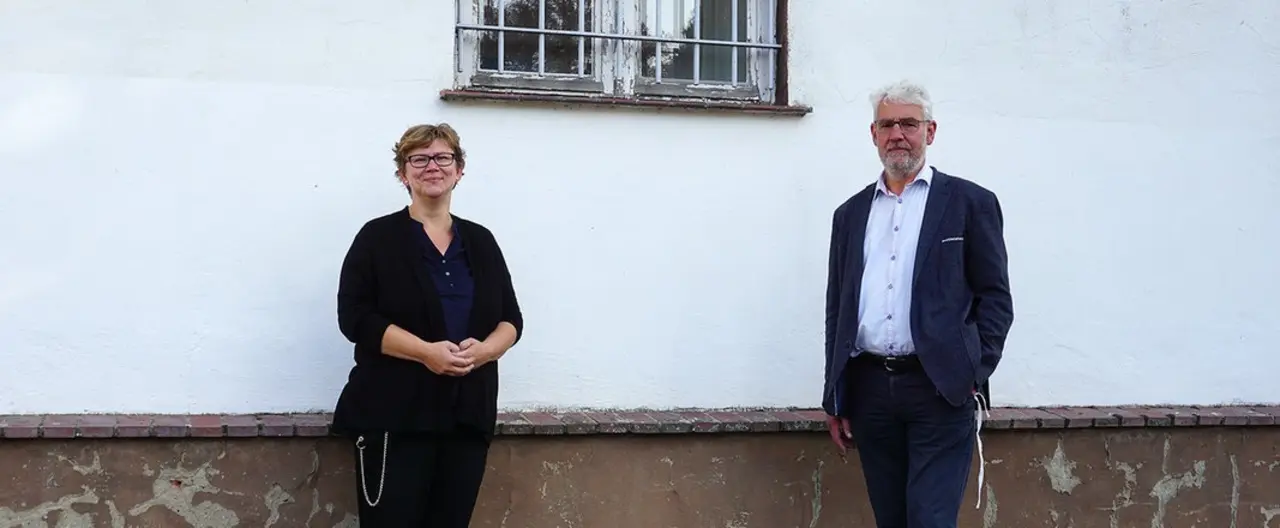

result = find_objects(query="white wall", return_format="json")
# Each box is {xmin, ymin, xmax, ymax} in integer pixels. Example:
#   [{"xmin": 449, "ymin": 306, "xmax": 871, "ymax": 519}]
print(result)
[{"xmin": 2, "ymin": 0, "xmax": 1278, "ymax": 414}]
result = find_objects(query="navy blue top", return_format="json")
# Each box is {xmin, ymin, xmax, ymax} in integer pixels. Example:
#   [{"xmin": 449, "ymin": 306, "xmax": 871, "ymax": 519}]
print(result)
[{"xmin": 414, "ymin": 221, "xmax": 475, "ymax": 344}]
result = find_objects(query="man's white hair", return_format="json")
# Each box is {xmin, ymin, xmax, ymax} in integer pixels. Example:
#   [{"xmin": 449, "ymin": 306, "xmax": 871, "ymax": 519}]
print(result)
[{"xmin": 869, "ymin": 80, "xmax": 933, "ymax": 121}]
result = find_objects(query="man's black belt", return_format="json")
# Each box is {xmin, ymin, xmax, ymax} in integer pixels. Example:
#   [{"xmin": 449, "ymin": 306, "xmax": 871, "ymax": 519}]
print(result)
[{"xmin": 854, "ymin": 352, "xmax": 923, "ymax": 372}]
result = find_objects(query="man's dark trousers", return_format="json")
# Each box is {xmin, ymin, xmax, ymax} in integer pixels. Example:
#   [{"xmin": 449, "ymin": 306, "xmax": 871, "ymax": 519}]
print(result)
[{"xmin": 845, "ymin": 355, "xmax": 976, "ymax": 528}]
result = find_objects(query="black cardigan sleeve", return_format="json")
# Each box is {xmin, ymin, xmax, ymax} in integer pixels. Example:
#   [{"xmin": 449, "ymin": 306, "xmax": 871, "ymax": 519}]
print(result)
[
  {"xmin": 491, "ymin": 232, "xmax": 524, "ymax": 345},
  {"xmin": 336, "ymin": 222, "xmax": 393, "ymax": 358}
]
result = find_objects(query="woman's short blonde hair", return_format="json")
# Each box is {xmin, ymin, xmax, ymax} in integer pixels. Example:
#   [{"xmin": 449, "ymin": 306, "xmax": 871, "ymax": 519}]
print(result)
[{"xmin": 392, "ymin": 123, "xmax": 466, "ymax": 173}]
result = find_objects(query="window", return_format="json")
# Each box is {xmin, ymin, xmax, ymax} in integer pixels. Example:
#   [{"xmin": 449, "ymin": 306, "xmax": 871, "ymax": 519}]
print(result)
[{"xmin": 453, "ymin": 0, "xmax": 785, "ymax": 105}]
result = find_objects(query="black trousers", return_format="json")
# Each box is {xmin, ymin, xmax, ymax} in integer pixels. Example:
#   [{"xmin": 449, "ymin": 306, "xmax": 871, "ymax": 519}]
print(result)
[
  {"xmin": 351, "ymin": 426, "xmax": 491, "ymax": 527},
  {"xmin": 844, "ymin": 357, "xmax": 977, "ymax": 528}
]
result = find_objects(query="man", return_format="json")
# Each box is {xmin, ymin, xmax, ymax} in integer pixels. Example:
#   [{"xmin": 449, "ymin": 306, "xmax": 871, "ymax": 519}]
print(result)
[{"xmin": 822, "ymin": 80, "xmax": 1014, "ymax": 528}]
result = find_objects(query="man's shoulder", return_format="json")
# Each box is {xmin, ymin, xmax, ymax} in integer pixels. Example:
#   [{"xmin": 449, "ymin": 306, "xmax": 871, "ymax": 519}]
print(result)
[
  {"xmin": 832, "ymin": 182, "xmax": 877, "ymax": 217},
  {"xmin": 935, "ymin": 169, "xmax": 998, "ymax": 202}
]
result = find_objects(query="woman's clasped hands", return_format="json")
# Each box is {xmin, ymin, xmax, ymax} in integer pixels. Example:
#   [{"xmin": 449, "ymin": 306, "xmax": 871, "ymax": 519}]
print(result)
[{"xmin": 419, "ymin": 339, "xmax": 492, "ymax": 376}]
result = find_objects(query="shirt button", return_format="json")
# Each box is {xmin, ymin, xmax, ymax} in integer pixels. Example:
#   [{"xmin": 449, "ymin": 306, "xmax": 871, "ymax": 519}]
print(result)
[
  {"xmin": 888, "ymin": 284, "xmax": 893, "ymax": 290},
  {"xmin": 897, "ymin": 198, "xmax": 903, "ymax": 204},
  {"xmin": 891, "ymin": 255, "xmax": 896, "ymax": 261},
  {"xmin": 886, "ymin": 314, "xmax": 893, "ymax": 320},
  {"xmin": 445, "ymin": 271, "xmax": 451, "ymax": 276},
  {"xmin": 894, "ymin": 226, "xmax": 899, "ymax": 231}
]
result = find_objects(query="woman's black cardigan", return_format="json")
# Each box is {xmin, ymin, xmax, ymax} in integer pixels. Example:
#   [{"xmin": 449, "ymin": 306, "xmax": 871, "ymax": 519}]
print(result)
[{"xmin": 330, "ymin": 207, "xmax": 523, "ymax": 438}]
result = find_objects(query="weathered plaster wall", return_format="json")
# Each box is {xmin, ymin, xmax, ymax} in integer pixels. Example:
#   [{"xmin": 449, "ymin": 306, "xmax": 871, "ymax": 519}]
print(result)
[
  {"xmin": 2, "ymin": 0, "xmax": 1279, "ymax": 414},
  {"xmin": 2, "ymin": 426, "xmax": 1279, "ymax": 527}
]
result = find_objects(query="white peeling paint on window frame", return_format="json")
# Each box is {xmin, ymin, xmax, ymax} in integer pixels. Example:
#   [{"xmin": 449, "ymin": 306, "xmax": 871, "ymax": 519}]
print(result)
[{"xmin": 452, "ymin": 0, "xmax": 779, "ymax": 102}]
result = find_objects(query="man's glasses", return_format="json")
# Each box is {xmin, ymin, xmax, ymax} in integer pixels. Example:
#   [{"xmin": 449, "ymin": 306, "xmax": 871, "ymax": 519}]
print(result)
[
  {"xmin": 874, "ymin": 118, "xmax": 928, "ymax": 132},
  {"xmin": 407, "ymin": 153, "xmax": 456, "ymax": 168}
]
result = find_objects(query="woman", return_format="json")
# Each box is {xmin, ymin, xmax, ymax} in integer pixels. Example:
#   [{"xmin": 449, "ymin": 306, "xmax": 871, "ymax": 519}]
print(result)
[{"xmin": 331, "ymin": 123, "xmax": 523, "ymax": 526}]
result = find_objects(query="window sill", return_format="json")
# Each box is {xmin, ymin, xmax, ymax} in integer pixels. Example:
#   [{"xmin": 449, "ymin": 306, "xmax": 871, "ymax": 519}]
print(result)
[{"xmin": 439, "ymin": 89, "xmax": 813, "ymax": 117}]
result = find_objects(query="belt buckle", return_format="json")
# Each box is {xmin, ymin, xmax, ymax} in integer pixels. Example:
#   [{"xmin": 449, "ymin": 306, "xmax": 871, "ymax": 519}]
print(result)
[{"xmin": 883, "ymin": 356, "xmax": 899, "ymax": 372}]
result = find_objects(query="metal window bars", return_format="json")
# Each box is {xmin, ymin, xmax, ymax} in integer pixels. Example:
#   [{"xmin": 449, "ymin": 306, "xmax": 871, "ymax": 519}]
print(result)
[{"xmin": 456, "ymin": 0, "xmax": 780, "ymax": 83}]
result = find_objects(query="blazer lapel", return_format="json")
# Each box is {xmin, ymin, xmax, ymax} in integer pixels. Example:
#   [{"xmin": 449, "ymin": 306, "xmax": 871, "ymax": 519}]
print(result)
[
  {"xmin": 848, "ymin": 184, "xmax": 874, "ymax": 280},
  {"xmin": 912, "ymin": 168, "xmax": 953, "ymax": 287}
]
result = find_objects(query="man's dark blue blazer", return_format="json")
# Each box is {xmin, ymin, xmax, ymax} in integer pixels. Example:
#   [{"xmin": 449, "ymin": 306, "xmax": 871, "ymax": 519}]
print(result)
[{"xmin": 823, "ymin": 167, "xmax": 1014, "ymax": 416}]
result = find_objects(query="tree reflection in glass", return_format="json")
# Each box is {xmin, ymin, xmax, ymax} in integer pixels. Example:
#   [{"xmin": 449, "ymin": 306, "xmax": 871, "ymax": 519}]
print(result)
[
  {"xmin": 479, "ymin": 0, "xmax": 595, "ymax": 76},
  {"xmin": 640, "ymin": 0, "xmax": 748, "ymax": 84}
]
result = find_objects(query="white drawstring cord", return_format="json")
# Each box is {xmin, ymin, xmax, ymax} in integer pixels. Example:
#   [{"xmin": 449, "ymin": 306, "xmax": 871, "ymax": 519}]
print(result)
[
  {"xmin": 356, "ymin": 432, "xmax": 389, "ymax": 507},
  {"xmin": 974, "ymin": 392, "xmax": 990, "ymax": 509}
]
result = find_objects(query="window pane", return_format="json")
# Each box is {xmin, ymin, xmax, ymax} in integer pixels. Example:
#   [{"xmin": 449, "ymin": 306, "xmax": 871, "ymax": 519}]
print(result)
[
  {"xmin": 480, "ymin": 0, "xmax": 594, "ymax": 76},
  {"xmin": 545, "ymin": 0, "xmax": 595, "ymax": 75},
  {"xmin": 640, "ymin": 0, "xmax": 749, "ymax": 84}
]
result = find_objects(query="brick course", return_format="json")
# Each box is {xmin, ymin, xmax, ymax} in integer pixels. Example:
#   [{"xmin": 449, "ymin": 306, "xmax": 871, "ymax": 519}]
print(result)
[{"xmin": 1, "ymin": 405, "xmax": 1276, "ymax": 439}]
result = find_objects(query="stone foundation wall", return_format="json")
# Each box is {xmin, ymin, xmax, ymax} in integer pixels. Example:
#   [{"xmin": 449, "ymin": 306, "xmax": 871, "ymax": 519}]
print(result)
[{"xmin": 1, "ymin": 406, "xmax": 1278, "ymax": 527}]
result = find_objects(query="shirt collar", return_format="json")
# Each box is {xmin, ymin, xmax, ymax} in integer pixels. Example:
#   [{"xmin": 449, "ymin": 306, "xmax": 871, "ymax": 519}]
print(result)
[{"xmin": 875, "ymin": 162, "xmax": 933, "ymax": 195}]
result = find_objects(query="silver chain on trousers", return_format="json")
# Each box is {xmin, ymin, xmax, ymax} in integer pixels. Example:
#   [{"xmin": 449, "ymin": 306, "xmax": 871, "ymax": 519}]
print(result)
[{"xmin": 355, "ymin": 432, "xmax": 388, "ymax": 507}]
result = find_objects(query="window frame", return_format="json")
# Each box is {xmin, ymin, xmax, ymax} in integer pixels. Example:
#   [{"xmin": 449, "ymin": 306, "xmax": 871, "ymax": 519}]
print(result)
[{"xmin": 453, "ymin": 0, "xmax": 785, "ymax": 105}]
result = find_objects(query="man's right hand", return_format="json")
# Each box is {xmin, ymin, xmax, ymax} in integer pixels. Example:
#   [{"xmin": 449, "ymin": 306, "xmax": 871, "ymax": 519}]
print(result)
[
  {"xmin": 419, "ymin": 340, "xmax": 473, "ymax": 376},
  {"xmin": 826, "ymin": 414, "xmax": 854, "ymax": 454}
]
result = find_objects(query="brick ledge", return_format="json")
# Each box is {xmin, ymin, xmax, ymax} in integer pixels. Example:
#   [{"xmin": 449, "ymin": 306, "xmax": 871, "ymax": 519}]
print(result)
[{"xmin": 0, "ymin": 406, "xmax": 1276, "ymax": 440}]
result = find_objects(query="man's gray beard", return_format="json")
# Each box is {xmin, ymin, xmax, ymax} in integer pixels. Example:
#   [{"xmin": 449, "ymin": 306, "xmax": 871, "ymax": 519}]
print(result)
[{"xmin": 884, "ymin": 155, "xmax": 923, "ymax": 180}]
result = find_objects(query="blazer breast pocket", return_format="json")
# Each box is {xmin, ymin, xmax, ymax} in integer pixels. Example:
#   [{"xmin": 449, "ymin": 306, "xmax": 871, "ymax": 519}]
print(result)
[{"xmin": 936, "ymin": 235, "xmax": 966, "ymax": 275}]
